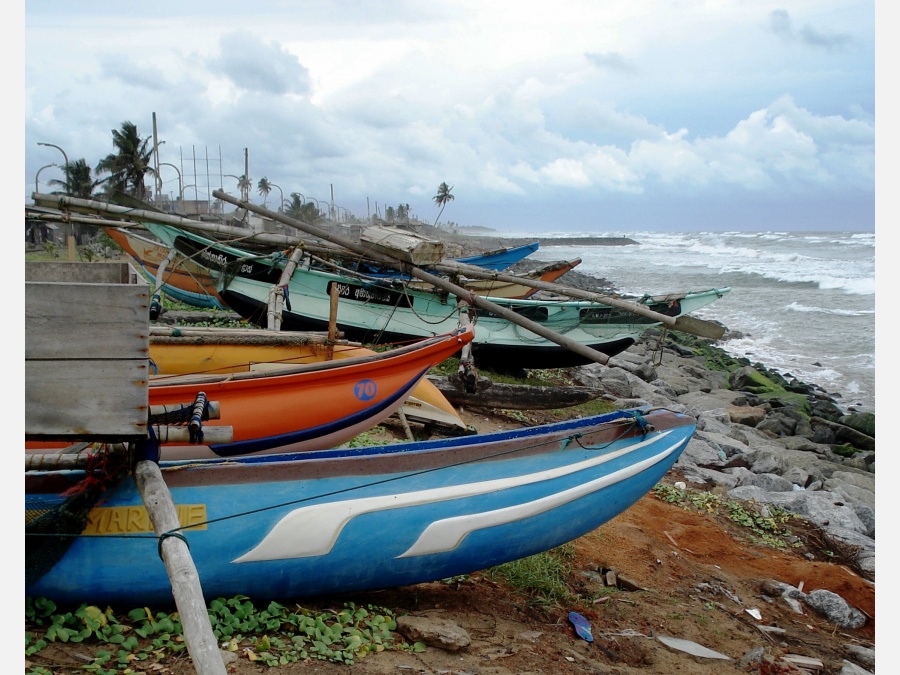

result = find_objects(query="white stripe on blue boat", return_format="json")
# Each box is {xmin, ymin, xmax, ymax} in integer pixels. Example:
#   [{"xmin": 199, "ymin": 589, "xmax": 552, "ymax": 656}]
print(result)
[{"xmin": 233, "ymin": 429, "xmax": 682, "ymax": 563}]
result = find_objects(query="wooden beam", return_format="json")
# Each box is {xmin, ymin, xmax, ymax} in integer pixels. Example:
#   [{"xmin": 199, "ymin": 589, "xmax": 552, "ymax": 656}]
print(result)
[{"xmin": 133, "ymin": 460, "xmax": 227, "ymax": 675}]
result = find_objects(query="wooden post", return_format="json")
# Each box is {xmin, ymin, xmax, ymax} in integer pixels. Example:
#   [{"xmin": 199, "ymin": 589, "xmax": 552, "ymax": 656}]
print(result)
[
  {"xmin": 133, "ymin": 460, "xmax": 228, "ymax": 675},
  {"xmin": 327, "ymin": 282, "xmax": 340, "ymax": 358},
  {"xmin": 395, "ymin": 408, "xmax": 415, "ymax": 441},
  {"xmin": 268, "ymin": 247, "xmax": 306, "ymax": 331}
]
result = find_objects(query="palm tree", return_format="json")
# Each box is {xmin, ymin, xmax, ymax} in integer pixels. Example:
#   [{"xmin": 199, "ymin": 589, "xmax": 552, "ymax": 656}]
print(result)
[
  {"xmin": 237, "ymin": 175, "xmax": 251, "ymax": 201},
  {"xmin": 95, "ymin": 121, "xmax": 154, "ymax": 200},
  {"xmin": 47, "ymin": 159, "xmax": 99, "ymax": 198},
  {"xmin": 257, "ymin": 177, "xmax": 272, "ymax": 207},
  {"xmin": 284, "ymin": 192, "xmax": 305, "ymax": 219},
  {"xmin": 432, "ymin": 182, "xmax": 454, "ymax": 227}
]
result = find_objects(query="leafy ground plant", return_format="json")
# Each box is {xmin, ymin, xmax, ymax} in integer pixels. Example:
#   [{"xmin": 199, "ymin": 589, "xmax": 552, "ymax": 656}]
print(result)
[
  {"xmin": 652, "ymin": 483, "xmax": 805, "ymax": 550},
  {"xmin": 25, "ymin": 596, "xmax": 424, "ymax": 674}
]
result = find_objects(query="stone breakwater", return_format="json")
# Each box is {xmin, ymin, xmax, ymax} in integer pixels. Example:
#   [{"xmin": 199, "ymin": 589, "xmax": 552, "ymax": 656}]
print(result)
[{"xmin": 573, "ymin": 332, "xmax": 875, "ymax": 580}]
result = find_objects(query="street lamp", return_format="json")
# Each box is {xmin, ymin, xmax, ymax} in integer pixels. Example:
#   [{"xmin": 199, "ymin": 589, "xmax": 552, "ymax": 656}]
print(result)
[
  {"xmin": 37, "ymin": 142, "xmax": 69, "ymax": 169},
  {"xmin": 225, "ymin": 174, "xmax": 249, "ymax": 201},
  {"xmin": 269, "ymin": 183, "xmax": 284, "ymax": 212},
  {"xmin": 158, "ymin": 162, "xmax": 182, "ymax": 203},
  {"xmin": 34, "ymin": 164, "xmax": 56, "ymax": 195}
]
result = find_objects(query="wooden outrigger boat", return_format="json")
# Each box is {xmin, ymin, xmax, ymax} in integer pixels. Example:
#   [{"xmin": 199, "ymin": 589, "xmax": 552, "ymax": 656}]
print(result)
[
  {"xmin": 145, "ymin": 221, "xmax": 730, "ymax": 370},
  {"xmin": 26, "ymin": 405, "xmax": 697, "ymax": 606},
  {"xmin": 26, "ymin": 324, "xmax": 474, "ymax": 460},
  {"xmin": 367, "ymin": 257, "xmax": 582, "ymax": 299},
  {"xmin": 107, "ymin": 225, "xmax": 564, "ymax": 305},
  {"xmin": 25, "ymin": 235, "xmax": 702, "ymax": 670},
  {"xmin": 104, "ymin": 226, "xmax": 227, "ymax": 310},
  {"xmin": 31, "ymin": 194, "xmax": 731, "ymax": 372}
]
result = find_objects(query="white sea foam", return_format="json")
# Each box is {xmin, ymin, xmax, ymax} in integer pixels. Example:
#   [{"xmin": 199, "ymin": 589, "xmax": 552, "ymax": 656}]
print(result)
[
  {"xmin": 519, "ymin": 229, "xmax": 875, "ymax": 410},
  {"xmin": 784, "ymin": 302, "xmax": 873, "ymax": 317}
]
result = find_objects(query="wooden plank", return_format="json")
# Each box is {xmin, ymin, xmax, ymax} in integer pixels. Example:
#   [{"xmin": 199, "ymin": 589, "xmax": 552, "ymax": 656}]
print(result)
[
  {"xmin": 360, "ymin": 225, "xmax": 444, "ymax": 265},
  {"xmin": 25, "ymin": 261, "xmax": 139, "ymax": 284},
  {"xmin": 26, "ymin": 282, "xmax": 149, "ymax": 359},
  {"xmin": 25, "ymin": 360, "xmax": 149, "ymax": 439},
  {"xmin": 26, "ymin": 261, "xmax": 151, "ymax": 439},
  {"xmin": 133, "ymin": 460, "xmax": 228, "ymax": 675}
]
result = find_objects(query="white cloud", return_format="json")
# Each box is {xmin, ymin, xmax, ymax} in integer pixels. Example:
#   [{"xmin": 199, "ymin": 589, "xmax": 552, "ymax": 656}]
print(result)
[{"xmin": 23, "ymin": 0, "xmax": 875, "ymax": 231}]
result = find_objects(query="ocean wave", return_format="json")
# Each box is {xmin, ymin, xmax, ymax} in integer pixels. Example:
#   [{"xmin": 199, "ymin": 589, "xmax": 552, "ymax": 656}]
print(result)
[{"xmin": 784, "ymin": 302, "xmax": 875, "ymax": 316}]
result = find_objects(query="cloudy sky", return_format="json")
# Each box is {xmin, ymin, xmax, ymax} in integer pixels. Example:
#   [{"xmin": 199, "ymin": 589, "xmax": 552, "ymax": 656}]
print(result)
[{"xmin": 22, "ymin": 1, "xmax": 875, "ymax": 233}]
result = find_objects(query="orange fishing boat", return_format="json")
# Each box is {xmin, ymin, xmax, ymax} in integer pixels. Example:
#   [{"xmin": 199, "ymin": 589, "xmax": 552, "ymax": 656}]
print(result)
[
  {"xmin": 413, "ymin": 257, "xmax": 582, "ymax": 298},
  {"xmin": 105, "ymin": 226, "xmax": 226, "ymax": 309},
  {"xmin": 26, "ymin": 324, "xmax": 473, "ymax": 460}
]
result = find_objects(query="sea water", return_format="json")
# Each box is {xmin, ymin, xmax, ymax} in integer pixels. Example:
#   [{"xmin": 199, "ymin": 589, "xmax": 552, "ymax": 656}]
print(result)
[{"xmin": 493, "ymin": 230, "xmax": 875, "ymax": 413}]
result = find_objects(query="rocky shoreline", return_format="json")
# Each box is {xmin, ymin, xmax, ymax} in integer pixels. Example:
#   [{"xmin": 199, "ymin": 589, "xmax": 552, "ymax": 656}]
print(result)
[
  {"xmin": 575, "ymin": 331, "xmax": 875, "ymax": 581},
  {"xmin": 451, "ymin": 233, "xmax": 877, "ymax": 648}
]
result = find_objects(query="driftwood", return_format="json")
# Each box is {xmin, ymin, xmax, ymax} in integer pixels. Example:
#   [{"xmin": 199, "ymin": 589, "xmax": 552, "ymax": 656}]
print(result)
[
  {"xmin": 134, "ymin": 460, "xmax": 228, "ymax": 675},
  {"xmin": 427, "ymin": 375, "xmax": 606, "ymax": 410}
]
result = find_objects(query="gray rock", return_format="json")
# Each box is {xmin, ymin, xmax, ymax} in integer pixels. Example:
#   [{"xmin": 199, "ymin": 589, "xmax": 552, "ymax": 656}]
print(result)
[
  {"xmin": 844, "ymin": 644, "xmax": 875, "ymax": 669},
  {"xmin": 588, "ymin": 366, "xmax": 633, "ymax": 398},
  {"xmin": 841, "ymin": 455, "xmax": 871, "ymax": 472},
  {"xmin": 849, "ymin": 503, "xmax": 875, "ymax": 538},
  {"xmin": 829, "ymin": 470, "xmax": 875, "ymax": 494},
  {"xmin": 781, "ymin": 466, "xmax": 811, "ymax": 487},
  {"xmin": 694, "ymin": 430, "xmax": 749, "ymax": 458},
  {"xmin": 737, "ymin": 472, "xmax": 796, "ymax": 493},
  {"xmin": 677, "ymin": 389, "xmax": 751, "ymax": 415},
  {"xmin": 727, "ymin": 405, "xmax": 766, "ymax": 427},
  {"xmin": 737, "ymin": 645, "xmax": 766, "ymax": 667},
  {"xmin": 395, "ymin": 614, "xmax": 471, "ymax": 652},
  {"xmin": 726, "ymin": 486, "xmax": 869, "ymax": 537},
  {"xmin": 692, "ymin": 467, "xmax": 739, "ymax": 489},
  {"xmin": 780, "ymin": 436, "xmax": 827, "ymax": 453},
  {"xmin": 825, "ymin": 481, "xmax": 875, "ymax": 510},
  {"xmin": 695, "ymin": 409, "xmax": 734, "ymax": 435},
  {"xmin": 756, "ymin": 413, "xmax": 797, "ymax": 437},
  {"xmin": 839, "ymin": 660, "xmax": 874, "ymax": 675},
  {"xmin": 680, "ymin": 435, "xmax": 729, "ymax": 466},
  {"xmin": 802, "ymin": 589, "xmax": 867, "ymax": 629}
]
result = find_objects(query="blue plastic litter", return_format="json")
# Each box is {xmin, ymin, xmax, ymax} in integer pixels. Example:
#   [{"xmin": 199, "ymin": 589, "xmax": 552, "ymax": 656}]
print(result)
[{"xmin": 568, "ymin": 611, "xmax": 594, "ymax": 642}]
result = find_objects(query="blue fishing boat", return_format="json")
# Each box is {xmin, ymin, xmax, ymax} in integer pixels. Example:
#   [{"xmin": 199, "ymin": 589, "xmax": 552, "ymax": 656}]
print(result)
[
  {"xmin": 26, "ymin": 406, "xmax": 696, "ymax": 606},
  {"xmin": 452, "ymin": 240, "xmax": 540, "ymax": 270}
]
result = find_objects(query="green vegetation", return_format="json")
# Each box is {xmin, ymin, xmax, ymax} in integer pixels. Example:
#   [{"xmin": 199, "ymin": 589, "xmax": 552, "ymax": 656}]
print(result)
[
  {"xmin": 485, "ymin": 544, "xmax": 576, "ymax": 605},
  {"xmin": 653, "ymin": 483, "xmax": 804, "ymax": 550},
  {"xmin": 26, "ymin": 596, "xmax": 424, "ymax": 673},
  {"xmin": 341, "ymin": 426, "xmax": 394, "ymax": 448},
  {"xmin": 26, "ymin": 541, "xmax": 581, "ymax": 672}
]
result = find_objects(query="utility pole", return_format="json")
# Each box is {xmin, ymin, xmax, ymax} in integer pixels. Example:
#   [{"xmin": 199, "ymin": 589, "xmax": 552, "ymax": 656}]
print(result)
[
  {"xmin": 244, "ymin": 148, "xmax": 249, "ymax": 200},
  {"xmin": 152, "ymin": 112, "xmax": 161, "ymax": 205}
]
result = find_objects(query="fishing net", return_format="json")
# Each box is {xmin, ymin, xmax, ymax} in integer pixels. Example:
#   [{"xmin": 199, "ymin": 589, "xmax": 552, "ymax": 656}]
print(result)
[{"xmin": 25, "ymin": 450, "xmax": 130, "ymax": 589}]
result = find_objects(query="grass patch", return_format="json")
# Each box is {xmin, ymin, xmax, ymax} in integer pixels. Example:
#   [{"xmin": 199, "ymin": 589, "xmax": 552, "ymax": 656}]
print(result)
[{"xmin": 485, "ymin": 544, "xmax": 577, "ymax": 605}]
